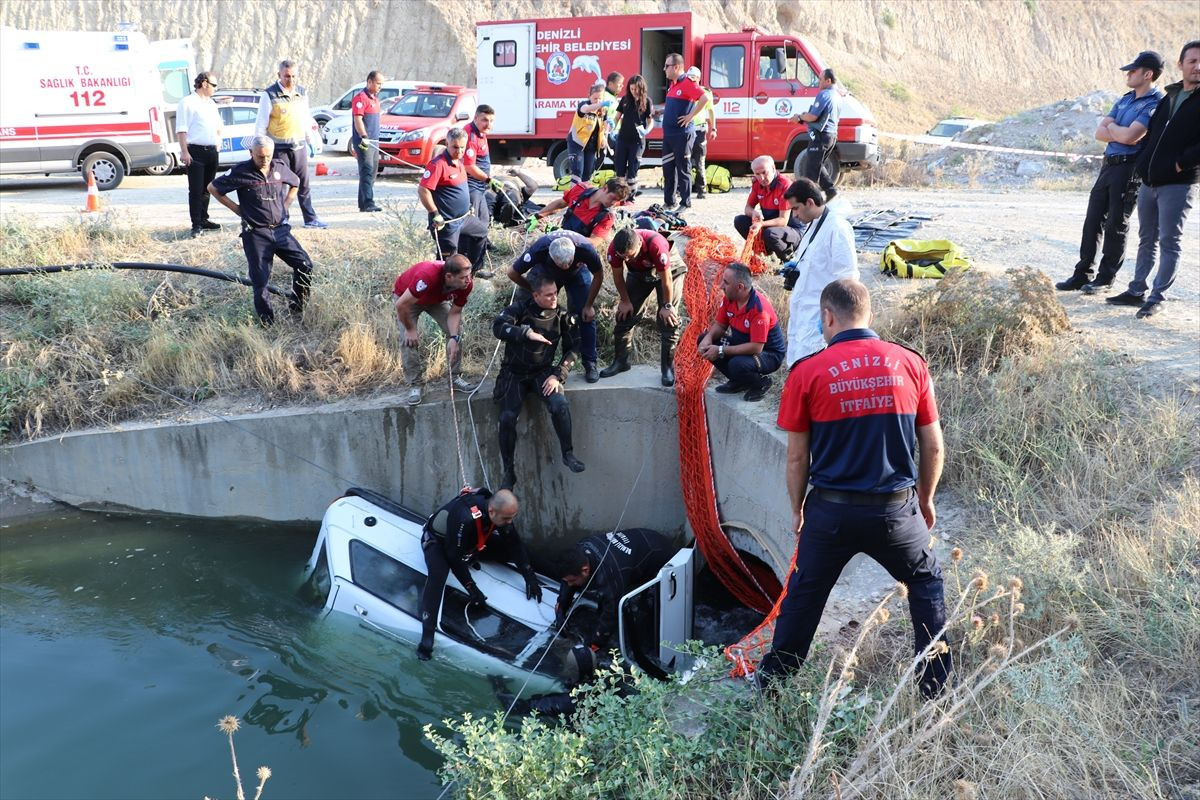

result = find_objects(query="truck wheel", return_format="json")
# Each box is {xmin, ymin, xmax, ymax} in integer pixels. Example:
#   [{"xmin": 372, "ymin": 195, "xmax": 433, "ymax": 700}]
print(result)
[
  {"xmin": 82, "ymin": 151, "xmax": 126, "ymax": 191},
  {"xmin": 793, "ymin": 148, "xmax": 842, "ymax": 187},
  {"xmin": 551, "ymin": 149, "xmax": 571, "ymax": 181}
]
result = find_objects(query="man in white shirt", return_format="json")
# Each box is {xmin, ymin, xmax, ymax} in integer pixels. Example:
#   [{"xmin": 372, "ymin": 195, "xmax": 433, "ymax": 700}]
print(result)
[
  {"xmin": 782, "ymin": 177, "xmax": 859, "ymax": 366},
  {"xmin": 176, "ymin": 71, "xmax": 224, "ymax": 238}
]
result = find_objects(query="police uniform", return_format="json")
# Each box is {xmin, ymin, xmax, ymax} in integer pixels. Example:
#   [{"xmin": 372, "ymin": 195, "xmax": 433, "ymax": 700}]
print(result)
[
  {"xmin": 419, "ymin": 150, "xmax": 489, "ymax": 272},
  {"xmin": 418, "ymin": 488, "xmax": 539, "ymax": 659},
  {"xmin": 803, "ymin": 85, "xmax": 841, "ymax": 196},
  {"xmin": 606, "ymin": 229, "xmax": 686, "ymax": 378},
  {"xmin": 491, "ymin": 294, "xmax": 581, "ymax": 488},
  {"xmin": 1061, "ymin": 87, "xmax": 1163, "ymax": 288},
  {"xmin": 733, "ymin": 172, "xmax": 805, "ymax": 260},
  {"xmin": 557, "ymin": 528, "xmax": 676, "ymax": 651},
  {"xmin": 512, "ymin": 231, "xmax": 603, "ymax": 370},
  {"xmin": 760, "ymin": 328, "xmax": 950, "ymax": 695},
  {"xmin": 706, "ymin": 288, "xmax": 786, "ymax": 393},
  {"xmin": 256, "ymin": 80, "xmax": 320, "ymax": 225},
  {"xmin": 210, "ymin": 158, "xmax": 314, "ymax": 324}
]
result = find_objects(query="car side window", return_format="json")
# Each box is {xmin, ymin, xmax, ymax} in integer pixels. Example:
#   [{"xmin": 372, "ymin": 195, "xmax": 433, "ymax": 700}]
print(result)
[
  {"xmin": 230, "ymin": 107, "xmax": 257, "ymax": 126},
  {"xmin": 333, "ymin": 91, "xmax": 355, "ymax": 111},
  {"xmin": 709, "ymin": 45, "xmax": 745, "ymax": 90},
  {"xmin": 348, "ymin": 539, "xmax": 423, "ymax": 618},
  {"xmin": 379, "ymin": 88, "xmax": 400, "ymax": 102}
]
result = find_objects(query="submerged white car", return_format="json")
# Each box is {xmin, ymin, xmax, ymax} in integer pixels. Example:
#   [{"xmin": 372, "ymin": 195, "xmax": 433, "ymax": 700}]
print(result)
[{"xmin": 300, "ymin": 488, "xmax": 695, "ymax": 690}]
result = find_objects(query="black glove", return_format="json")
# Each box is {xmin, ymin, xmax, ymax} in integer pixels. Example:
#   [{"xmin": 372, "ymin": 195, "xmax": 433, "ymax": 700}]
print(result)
[
  {"xmin": 466, "ymin": 583, "xmax": 488, "ymax": 608},
  {"xmin": 523, "ymin": 570, "xmax": 543, "ymax": 603}
]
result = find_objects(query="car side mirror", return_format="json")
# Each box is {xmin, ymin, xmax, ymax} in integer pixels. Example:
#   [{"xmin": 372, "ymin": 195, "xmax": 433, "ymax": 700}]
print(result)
[
  {"xmin": 774, "ymin": 48, "xmax": 788, "ymax": 78},
  {"xmin": 455, "ymin": 111, "xmax": 469, "ymax": 121}
]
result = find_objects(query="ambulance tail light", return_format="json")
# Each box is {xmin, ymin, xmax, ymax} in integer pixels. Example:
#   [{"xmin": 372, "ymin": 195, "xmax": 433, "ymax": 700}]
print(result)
[{"xmin": 149, "ymin": 107, "xmax": 162, "ymax": 143}]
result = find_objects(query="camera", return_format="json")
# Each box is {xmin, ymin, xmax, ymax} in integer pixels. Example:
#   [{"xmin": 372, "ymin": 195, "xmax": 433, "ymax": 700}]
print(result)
[{"xmin": 779, "ymin": 262, "xmax": 800, "ymax": 291}]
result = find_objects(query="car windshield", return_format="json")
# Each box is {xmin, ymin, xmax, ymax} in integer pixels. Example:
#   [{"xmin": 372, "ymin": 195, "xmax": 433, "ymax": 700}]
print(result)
[
  {"xmin": 929, "ymin": 122, "xmax": 969, "ymax": 138},
  {"xmin": 386, "ymin": 92, "xmax": 455, "ymax": 118}
]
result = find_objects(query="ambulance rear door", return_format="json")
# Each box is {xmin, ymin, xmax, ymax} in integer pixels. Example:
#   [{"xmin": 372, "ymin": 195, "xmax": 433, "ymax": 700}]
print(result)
[{"xmin": 477, "ymin": 22, "xmax": 535, "ymax": 134}]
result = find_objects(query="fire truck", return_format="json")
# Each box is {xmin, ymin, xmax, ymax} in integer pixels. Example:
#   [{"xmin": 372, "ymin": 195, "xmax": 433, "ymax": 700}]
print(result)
[{"xmin": 476, "ymin": 11, "xmax": 879, "ymax": 181}]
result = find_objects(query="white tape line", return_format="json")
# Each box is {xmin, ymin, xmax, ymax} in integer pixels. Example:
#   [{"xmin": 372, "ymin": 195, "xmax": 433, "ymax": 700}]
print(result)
[{"xmin": 880, "ymin": 131, "xmax": 1101, "ymax": 162}]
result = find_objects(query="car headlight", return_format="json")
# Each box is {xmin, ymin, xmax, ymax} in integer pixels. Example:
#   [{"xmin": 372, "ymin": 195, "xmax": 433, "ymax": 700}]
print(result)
[
  {"xmin": 327, "ymin": 120, "xmax": 351, "ymax": 134},
  {"xmin": 400, "ymin": 128, "xmax": 428, "ymax": 143}
]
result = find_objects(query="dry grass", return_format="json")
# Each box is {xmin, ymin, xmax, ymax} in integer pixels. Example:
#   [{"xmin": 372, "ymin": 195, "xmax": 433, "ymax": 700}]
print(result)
[{"xmin": 0, "ymin": 215, "xmax": 522, "ymax": 440}]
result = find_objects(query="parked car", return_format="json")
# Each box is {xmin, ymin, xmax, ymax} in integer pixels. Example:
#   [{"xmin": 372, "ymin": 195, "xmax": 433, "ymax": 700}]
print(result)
[
  {"xmin": 310, "ymin": 79, "xmax": 430, "ymax": 133},
  {"xmin": 926, "ymin": 117, "xmax": 990, "ymax": 139},
  {"xmin": 215, "ymin": 101, "xmax": 263, "ymax": 166},
  {"xmin": 377, "ymin": 85, "xmax": 477, "ymax": 172}
]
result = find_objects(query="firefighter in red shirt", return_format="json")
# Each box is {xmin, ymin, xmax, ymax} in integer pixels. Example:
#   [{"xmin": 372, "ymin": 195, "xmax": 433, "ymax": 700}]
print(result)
[
  {"xmin": 598, "ymin": 227, "xmax": 685, "ymax": 386},
  {"xmin": 530, "ymin": 176, "xmax": 631, "ymax": 247},
  {"xmin": 393, "ymin": 254, "xmax": 477, "ymax": 406},
  {"xmin": 758, "ymin": 278, "xmax": 951, "ymax": 698},
  {"xmin": 417, "ymin": 128, "xmax": 489, "ymax": 276},
  {"xmin": 697, "ymin": 262, "xmax": 786, "ymax": 402}
]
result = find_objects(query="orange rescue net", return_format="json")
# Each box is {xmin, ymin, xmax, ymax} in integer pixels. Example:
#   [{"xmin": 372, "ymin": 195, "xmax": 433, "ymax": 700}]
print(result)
[
  {"xmin": 675, "ymin": 224, "xmax": 774, "ymax": 615},
  {"xmin": 674, "ymin": 223, "xmax": 788, "ymax": 676}
]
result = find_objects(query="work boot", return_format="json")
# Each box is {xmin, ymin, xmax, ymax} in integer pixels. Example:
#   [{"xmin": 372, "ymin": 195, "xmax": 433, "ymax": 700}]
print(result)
[
  {"xmin": 584, "ymin": 363, "xmax": 600, "ymax": 383},
  {"xmin": 1055, "ymin": 273, "xmax": 1090, "ymax": 291},
  {"xmin": 562, "ymin": 451, "xmax": 586, "ymax": 473},
  {"xmin": 499, "ymin": 468, "xmax": 517, "ymax": 491},
  {"xmin": 416, "ymin": 630, "xmax": 434, "ymax": 662},
  {"xmin": 599, "ymin": 357, "xmax": 630, "ymax": 378},
  {"xmin": 660, "ymin": 341, "xmax": 676, "ymax": 387}
]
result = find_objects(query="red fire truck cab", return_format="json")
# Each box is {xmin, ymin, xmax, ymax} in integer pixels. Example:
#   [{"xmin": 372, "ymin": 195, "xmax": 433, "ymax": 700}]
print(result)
[{"xmin": 476, "ymin": 12, "xmax": 879, "ymax": 181}]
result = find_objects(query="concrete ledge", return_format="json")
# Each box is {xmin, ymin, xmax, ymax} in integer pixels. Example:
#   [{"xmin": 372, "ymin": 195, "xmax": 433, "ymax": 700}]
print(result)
[{"xmin": 2, "ymin": 365, "xmax": 892, "ymax": 594}]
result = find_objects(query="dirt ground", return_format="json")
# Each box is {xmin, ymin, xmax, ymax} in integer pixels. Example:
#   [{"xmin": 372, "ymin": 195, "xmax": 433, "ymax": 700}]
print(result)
[{"xmin": 3, "ymin": 154, "xmax": 1196, "ymax": 641}]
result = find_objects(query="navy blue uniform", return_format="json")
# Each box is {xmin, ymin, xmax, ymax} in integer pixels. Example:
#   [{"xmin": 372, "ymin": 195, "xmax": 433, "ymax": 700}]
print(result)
[
  {"xmin": 512, "ymin": 231, "xmax": 603, "ymax": 368},
  {"xmin": 557, "ymin": 529, "xmax": 676, "ymax": 650},
  {"xmin": 661, "ymin": 76, "xmax": 704, "ymax": 207},
  {"xmin": 210, "ymin": 159, "xmax": 313, "ymax": 324},
  {"xmin": 761, "ymin": 329, "xmax": 949, "ymax": 696}
]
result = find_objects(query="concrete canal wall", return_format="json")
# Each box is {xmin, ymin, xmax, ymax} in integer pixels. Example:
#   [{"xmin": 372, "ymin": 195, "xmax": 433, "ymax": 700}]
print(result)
[{"xmin": 2, "ymin": 367, "xmax": 794, "ymax": 570}]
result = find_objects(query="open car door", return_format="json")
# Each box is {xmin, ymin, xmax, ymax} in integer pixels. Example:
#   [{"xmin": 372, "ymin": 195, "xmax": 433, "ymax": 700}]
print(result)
[{"xmin": 617, "ymin": 547, "xmax": 695, "ymax": 677}]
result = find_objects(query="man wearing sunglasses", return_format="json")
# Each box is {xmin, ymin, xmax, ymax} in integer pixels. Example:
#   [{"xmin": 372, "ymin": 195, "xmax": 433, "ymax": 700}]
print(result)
[{"xmin": 176, "ymin": 71, "xmax": 224, "ymax": 238}]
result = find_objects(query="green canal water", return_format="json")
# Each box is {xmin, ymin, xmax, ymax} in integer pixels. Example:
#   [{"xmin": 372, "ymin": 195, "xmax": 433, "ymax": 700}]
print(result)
[{"xmin": 0, "ymin": 509, "xmax": 499, "ymax": 800}]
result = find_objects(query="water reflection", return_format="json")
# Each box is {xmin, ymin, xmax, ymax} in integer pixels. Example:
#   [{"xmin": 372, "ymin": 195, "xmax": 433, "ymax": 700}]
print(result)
[{"xmin": 0, "ymin": 510, "xmax": 491, "ymax": 799}]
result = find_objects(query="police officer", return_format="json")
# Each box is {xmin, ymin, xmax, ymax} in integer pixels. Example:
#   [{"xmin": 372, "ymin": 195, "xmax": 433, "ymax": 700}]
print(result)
[
  {"xmin": 417, "ymin": 127, "xmax": 490, "ymax": 275},
  {"xmin": 555, "ymin": 528, "xmax": 676, "ymax": 653},
  {"xmin": 697, "ymin": 261, "xmax": 786, "ymax": 402},
  {"xmin": 528, "ymin": 176, "xmax": 631, "ymax": 246},
  {"xmin": 418, "ymin": 487, "xmax": 542, "ymax": 661},
  {"xmin": 759, "ymin": 278, "xmax": 951, "ymax": 698},
  {"xmin": 1056, "ymin": 51, "xmax": 1163, "ymax": 293},
  {"xmin": 255, "ymin": 59, "xmax": 326, "ymax": 228},
  {"xmin": 208, "ymin": 136, "xmax": 314, "ymax": 325},
  {"xmin": 598, "ymin": 227, "xmax": 685, "ymax": 386},
  {"xmin": 791, "ymin": 68, "xmax": 841, "ymax": 201},
  {"xmin": 506, "ymin": 232, "xmax": 604, "ymax": 382},
  {"xmin": 492, "ymin": 267, "xmax": 586, "ymax": 490}
]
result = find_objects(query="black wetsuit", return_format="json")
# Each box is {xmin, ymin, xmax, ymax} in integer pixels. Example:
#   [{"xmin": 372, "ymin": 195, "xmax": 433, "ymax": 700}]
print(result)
[
  {"xmin": 418, "ymin": 488, "xmax": 534, "ymax": 658},
  {"xmin": 492, "ymin": 296, "xmax": 580, "ymax": 483},
  {"xmin": 557, "ymin": 528, "xmax": 676, "ymax": 650}
]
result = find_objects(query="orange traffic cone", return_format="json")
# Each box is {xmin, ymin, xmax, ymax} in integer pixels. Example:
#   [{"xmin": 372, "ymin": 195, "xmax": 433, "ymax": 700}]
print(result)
[
  {"xmin": 82, "ymin": 169, "xmax": 101, "ymax": 213},
  {"xmin": 314, "ymin": 162, "xmax": 328, "ymax": 176}
]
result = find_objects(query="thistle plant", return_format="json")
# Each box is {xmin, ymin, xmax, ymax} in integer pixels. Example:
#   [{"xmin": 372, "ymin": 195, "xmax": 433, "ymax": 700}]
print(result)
[{"xmin": 204, "ymin": 715, "xmax": 272, "ymax": 800}]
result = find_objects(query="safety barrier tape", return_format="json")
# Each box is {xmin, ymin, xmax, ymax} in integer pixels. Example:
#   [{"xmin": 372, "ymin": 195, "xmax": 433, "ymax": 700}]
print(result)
[{"xmin": 879, "ymin": 130, "xmax": 1102, "ymax": 162}]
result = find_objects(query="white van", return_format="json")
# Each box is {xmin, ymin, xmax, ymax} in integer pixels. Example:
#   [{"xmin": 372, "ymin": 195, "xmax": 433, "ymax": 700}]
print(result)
[
  {"xmin": 310, "ymin": 79, "xmax": 432, "ymax": 132},
  {"xmin": 0, "ymin": 27, "xmax": 170, "ymax": 190}
]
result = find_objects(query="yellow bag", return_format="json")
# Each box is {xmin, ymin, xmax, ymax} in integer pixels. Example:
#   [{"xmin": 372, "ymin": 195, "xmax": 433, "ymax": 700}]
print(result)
[{"xmin": 880, "ymin": 239, "xmax": 970, "ymax": 279}]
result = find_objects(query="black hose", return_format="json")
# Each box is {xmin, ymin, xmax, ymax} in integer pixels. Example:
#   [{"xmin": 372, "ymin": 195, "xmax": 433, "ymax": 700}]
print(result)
[{"xmin": 0, "ymin": 262, "xmax": 293, "ymax": 299}]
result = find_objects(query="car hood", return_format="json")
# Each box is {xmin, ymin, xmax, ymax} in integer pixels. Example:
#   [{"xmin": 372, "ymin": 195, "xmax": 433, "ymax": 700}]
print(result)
[{"xmin": 379, "ymin": 114, "xmax": 444, "ymax": 132}]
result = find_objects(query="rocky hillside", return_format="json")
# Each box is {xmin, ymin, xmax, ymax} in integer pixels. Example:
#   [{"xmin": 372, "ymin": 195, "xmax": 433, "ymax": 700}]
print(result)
[{"xmin": 1, "ymin": 0, "xmax": 1195, "ymax": 132}]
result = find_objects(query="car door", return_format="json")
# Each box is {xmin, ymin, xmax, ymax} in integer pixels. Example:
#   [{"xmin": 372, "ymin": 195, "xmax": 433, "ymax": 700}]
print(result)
[
  {"xmin": 218, "ymin": 104, "xmax": 259, "ymax": 165},
  {"xmin": 703, "ymin": 42, "xmax": 748, "ymax": 162}
]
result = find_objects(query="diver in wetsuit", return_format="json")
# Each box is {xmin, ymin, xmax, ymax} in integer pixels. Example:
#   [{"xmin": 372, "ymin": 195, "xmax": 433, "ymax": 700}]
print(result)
[
  {"xmin": 418, "ymin": 487, "xmax": 542, "ymax": 661},
  {"xmin": 492, "ymin": 266, "xmax": 586, "ymax": 490}
]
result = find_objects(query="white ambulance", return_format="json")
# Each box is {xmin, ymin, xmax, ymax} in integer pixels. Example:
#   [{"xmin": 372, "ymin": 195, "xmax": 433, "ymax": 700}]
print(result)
[{"xmin": 0, "ymin": 27, "xmax": 170, "ymax": 190}]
